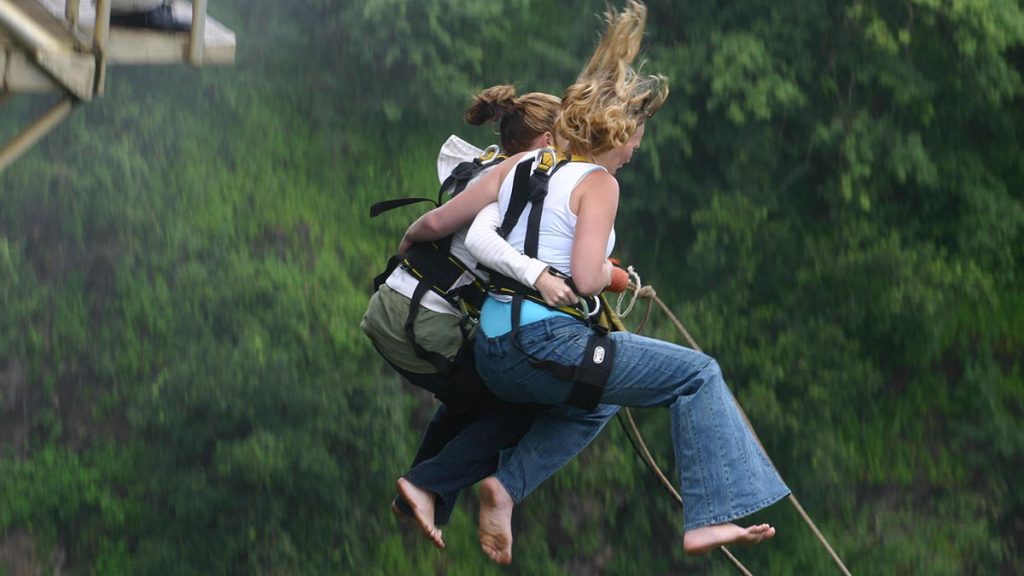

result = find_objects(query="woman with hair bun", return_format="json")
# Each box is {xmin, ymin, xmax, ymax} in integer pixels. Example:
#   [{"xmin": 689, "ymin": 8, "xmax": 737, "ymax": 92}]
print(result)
[
  {"xmin": 402, "ymin": 1, "xmax": 789, "ymax": 564},
  {"xmin": 363, "ymin": 84, "xmax": 616, "ymax": 549}
]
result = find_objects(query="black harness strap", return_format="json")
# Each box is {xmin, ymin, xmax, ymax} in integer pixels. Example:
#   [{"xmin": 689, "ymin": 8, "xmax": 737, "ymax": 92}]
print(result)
[
  {"xmin": 498, "ymin": 148, "xmax": 616, "ymax": 411},
  {"xmin": 370, "ymin": 197, "xmax": 437, "ymax": 218},
  {"xmin": 371, "ymin": 145, "xmax": 506, "ymax": 219},
  {"xmin": 498, "ymin": 160, "xmax": 535, "ymax": 237},
  {"xmin": 404, "ymin": 281, "xmax": 458, "ymax": 374},
  {"xmin": 368, "ymin": 145, "xmax": 510, "ymax": 413},
  {"xmin": 402, "ymin": 280, "xmax": 484, "ymax": 414}
]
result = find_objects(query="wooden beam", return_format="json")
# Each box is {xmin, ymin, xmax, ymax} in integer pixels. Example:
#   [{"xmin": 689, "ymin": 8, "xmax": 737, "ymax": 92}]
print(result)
[
  {"xmin": 36, "ymin": 48, "xmax": 94, "ymax": 97},
  {"xmin": 64, "ymin": 0, "xmax": 79, "ymax": 30},
  {"xmin": 0, "ymin": 0, "xmax": 66, "ymax": 53},
  {"xmin": 34, "ymin": 1, "xmax": 237, "ymax": 66},
  {"xmin": 0, "ymin": 95, "xmax": 75, "ymax": 172},
  {"xmin": 0, "ymin": 1, "xmax": 93, "ymax": 99},
  {"xmin": 2, "ymin": 48, "xmax": 67, "ymax": 93},
  {"xmin": 188, "ymin": 0, "xmax": 206, "ymax": 66},
  {"xmin": 91, "ymin": 0, "xmax": 109, "ymax": 95}
]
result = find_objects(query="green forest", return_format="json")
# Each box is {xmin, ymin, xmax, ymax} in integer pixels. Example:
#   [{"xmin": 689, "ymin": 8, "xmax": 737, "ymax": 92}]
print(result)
[{"xmin": 1, "ymin": 0, "xmax": 1022, "ymax": 573}]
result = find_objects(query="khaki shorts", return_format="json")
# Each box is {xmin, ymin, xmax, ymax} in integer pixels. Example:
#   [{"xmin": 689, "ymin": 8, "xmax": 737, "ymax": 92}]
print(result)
[{"xmin": 361, "ymin": 285, "xmax": 467, "ymax": 374}]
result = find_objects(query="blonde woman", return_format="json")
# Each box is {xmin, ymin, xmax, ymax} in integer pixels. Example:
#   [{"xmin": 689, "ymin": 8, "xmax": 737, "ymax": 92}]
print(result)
[{"xmin": 401, "ymin": 1, "xmax": 788, "ymax": 564}]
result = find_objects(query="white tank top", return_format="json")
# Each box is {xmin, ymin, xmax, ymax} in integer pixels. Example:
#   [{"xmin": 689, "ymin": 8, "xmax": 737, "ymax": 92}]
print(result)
[{"xmin": 498, "ymin": 151, "xmax": 615, "ymax": 277}]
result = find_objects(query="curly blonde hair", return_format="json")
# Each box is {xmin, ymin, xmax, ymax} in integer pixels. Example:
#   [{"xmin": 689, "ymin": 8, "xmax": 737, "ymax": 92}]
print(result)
[
  {"xmin": 554, "ymin": 0, "xmax": 668, "ymax": 159},
  {"xmin": 464, "ymin": 85, "xmax": 561, "ymax": 154}
]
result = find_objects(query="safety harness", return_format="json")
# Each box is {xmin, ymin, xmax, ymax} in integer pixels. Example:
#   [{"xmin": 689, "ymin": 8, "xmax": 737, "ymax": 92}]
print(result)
[
  {"xmin": 486, "ymin": 148, "xmax": 618, "ymax": 411},
  {"xmin": 369, "ymin": 145, "xmax": 507, "ymax": 412}
]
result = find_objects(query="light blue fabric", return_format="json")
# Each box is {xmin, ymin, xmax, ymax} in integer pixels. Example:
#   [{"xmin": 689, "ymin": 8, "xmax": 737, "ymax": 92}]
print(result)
[
  {"xmin": 479, "ymin": 296, "xmax": 573, "ymax": 338},
  {"xmin": 475, "ymin": 316, "xmax": 791, "ymax": 529}
]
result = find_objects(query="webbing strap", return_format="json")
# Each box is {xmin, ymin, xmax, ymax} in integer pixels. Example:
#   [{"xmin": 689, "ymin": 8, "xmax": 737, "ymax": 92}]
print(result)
[
  {"xmin": 563, "ymin": 330, "xmax": 615, "ymax": 410},
  {"xmin": 405, "ymin": 281, "xmax": 458, "ymax": 375},
  {"xmin": 371, "ymin": 145, "xmax": 506, "ymax": 219},
  {"xmin": 401, "ymin": 240, "xmax": 484, "ymax": 310},
  {"xmin": 523, "ymin": 178, "xmax": 546, "ymax": 257},
  {"xmin": 487, "ymin": 269, "xmax": 586, "ymax": 321},
  {"xmin": 441, "ymin": 145, "xmax": 507, "ymax": 202},
  {"xmin": 403, "ymin": 281, "xmax": 490, "ymax": 415},
  {"xmin": 369, "ymin": 197, "xmax": 437, "ymax": 218},
  {"xmin": 499, "ymin": 160, "xmax": 535, "ymax": 237},
  {"xmin": 439, "ymin": 160, "xmax": 480, "ymax": 201}
]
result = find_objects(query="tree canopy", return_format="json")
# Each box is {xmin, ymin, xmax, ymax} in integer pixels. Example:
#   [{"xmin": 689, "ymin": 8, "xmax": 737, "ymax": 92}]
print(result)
[{"xmin": 1, "ymin": 1, "xmax": 1021, "ymax": 574}]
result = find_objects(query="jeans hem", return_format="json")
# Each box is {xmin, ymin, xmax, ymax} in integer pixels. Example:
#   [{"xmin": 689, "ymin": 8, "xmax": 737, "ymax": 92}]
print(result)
[
  {"xmin": 683, "ymin": 488, "xmax": 791, "ymax": 531},
  {"xmin": 493, "ymin": 471, "xmax": 525, "ymax": 504}
]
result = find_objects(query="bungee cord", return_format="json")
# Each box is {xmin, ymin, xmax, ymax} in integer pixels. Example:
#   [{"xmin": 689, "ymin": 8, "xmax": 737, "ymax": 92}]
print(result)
[{"xmin": 606, "ymin": 278, "xmax": 852, "ymax": 575}]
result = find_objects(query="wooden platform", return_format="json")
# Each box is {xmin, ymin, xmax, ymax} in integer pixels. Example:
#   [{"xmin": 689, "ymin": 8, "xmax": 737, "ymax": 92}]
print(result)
[
  {"xmin": 1, "ymin": 0, "xmax": 237, "ymax": 171},
  {"xmin": 36, "ymin": 0, "xmax": 236, "ymax": 65},
  {"xmin": 1, "ymin": 0, "xmax": 235, "ymax": 98}
]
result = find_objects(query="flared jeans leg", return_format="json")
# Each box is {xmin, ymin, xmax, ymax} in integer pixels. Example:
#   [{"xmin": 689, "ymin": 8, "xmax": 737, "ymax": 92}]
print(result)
[{"xmin": 475, "ymin": 317, "xmax": 790, "ymax": 530}]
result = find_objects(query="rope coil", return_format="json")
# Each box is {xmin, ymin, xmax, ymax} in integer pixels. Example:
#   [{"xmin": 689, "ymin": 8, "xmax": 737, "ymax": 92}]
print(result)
[{"xmin": 614, "ymin": 266, "xmax": 643, "ymax": 318}]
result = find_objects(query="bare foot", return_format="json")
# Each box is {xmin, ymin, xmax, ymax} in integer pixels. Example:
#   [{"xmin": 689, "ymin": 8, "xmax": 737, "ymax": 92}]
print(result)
[
  {"xmin": 682, "ymin": 523, "xmax": 776, "ymax": 555},
  {"xmin": 396, "ymin": 477, "xmax": 444, "ymax": 548},
  {"xmin": 478, "ymin": 477, "xmax": 514, "ymax": 564},
  {"xmin": 391, "ymin": 497, "xmax": 409, "ymax": 521}
]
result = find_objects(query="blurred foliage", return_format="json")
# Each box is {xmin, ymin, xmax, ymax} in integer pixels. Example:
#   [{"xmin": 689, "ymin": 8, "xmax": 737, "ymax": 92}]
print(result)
[{"xmin": 0, "ymin": 0, "xmax": 1021, "ymax": 574}]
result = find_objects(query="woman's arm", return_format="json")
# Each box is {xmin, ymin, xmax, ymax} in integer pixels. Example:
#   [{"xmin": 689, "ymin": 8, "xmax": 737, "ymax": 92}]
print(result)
[
  {"xmin": 399, "ymin": 152, "xmax": 529, "ymax": 253},
  {"xmin": 570, "ymin": 170, "xmax": 619, "ymax": 296},
  {"xmin": 466, "ymin": 203, "xmax": 547, "ymax": 286},
  {"xmin": 466, "ymin": 203, "xmax": 577, "ymax": 307}
]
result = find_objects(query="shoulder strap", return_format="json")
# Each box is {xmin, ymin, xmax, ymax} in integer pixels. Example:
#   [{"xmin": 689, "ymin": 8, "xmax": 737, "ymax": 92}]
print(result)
[
  {"xmin": 370, "ymin": 144, "xmax": 506, "ymax": 218},
  {"xmin": 439, "ymin": 144, "xmax": 506, "ymax": 200},
  {"xmin": 499, "ymin": 147, "xmax": 573, "ymax": 238}
]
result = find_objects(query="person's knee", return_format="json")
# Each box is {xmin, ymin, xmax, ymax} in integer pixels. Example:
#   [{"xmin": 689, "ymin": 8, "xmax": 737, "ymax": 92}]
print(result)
[
  {"xmin": 701, "ymin": 357, "xmax": 722, "ymax": 380},
  {"xmin": 592, "ymin": 403, "xmax": 619, "ymax": 418}
]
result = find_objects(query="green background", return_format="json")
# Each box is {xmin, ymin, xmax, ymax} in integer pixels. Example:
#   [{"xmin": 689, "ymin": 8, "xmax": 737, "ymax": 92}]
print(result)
[{"xmin": 1, "ymin": 1, "xmax": 1021, "ymax": 573}]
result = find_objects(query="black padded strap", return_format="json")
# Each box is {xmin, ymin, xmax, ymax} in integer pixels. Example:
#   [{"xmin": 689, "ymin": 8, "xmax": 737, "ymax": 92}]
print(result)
[
  {"xmin": 563, "ymin": 329, "xmax": 615, "ymax": 410},
  {"xmin": 523, "ymin": 179, "xmax": 547, "ymax": 258},
  {"xmin": 402, "ymin": 241, "xmax": 469, "ymax": 309},
  {"xmin": 439, "ymin": 159, "xmax": 481, "ymax": 200},
  {"xmin": 499, "ymin": 160, "xmax": 536, "ymax": 237}
]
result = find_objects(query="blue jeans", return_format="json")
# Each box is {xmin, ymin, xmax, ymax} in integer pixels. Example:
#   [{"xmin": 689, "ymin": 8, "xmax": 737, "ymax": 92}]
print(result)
[
  {"xmin": 397, "ymin": 364, "xmax": 618, "ymax": 510},
  {"xmin": 474, "ymin": 316, "xmax": 790, "ymax": 530},
  {"xmin": 392, "ymin": 365, "xmax": 538, "ymax": 525}
]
